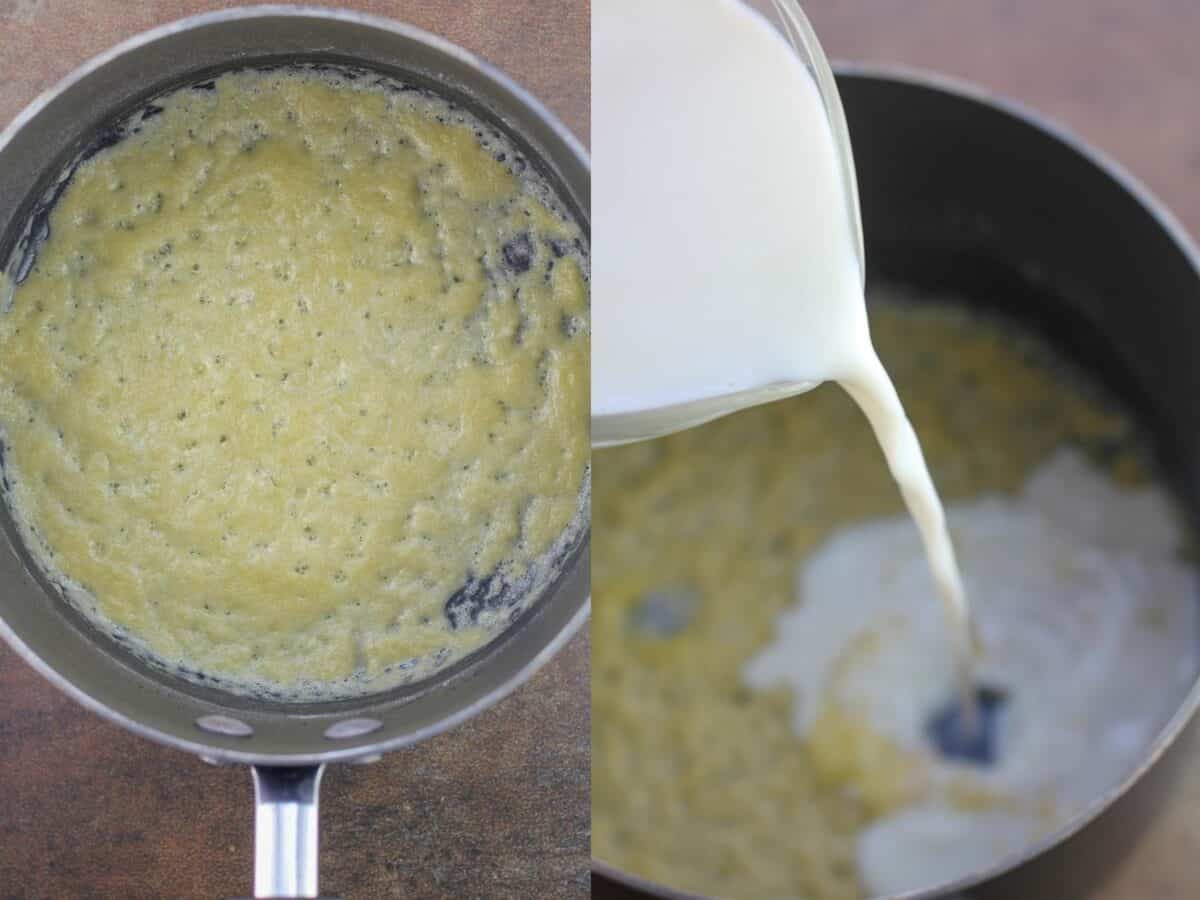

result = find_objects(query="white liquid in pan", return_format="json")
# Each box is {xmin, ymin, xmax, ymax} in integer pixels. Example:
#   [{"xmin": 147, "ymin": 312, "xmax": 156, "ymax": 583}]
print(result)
[
  {"xmin": 746, "ymin": 449, "xmax": 1199, "ymax": 894},
  {"xmin": 593, "ymin": 0, "xmax": 973, "ymax": 664}
]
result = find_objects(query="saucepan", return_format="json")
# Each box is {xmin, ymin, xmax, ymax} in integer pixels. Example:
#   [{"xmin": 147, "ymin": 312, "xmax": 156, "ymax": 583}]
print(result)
[
  {"xmin": 592, "ymin": 66, "xmax": 1200, "ymax": 900},
  {"xmin": 0, "ymin": 7, "xmax": 589, "ymax": 898}
]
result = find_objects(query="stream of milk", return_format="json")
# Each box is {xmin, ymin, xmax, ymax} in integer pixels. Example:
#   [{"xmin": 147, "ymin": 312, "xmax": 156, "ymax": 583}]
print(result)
[{"xmin": 593, "ymin": 0, "xmax": 975, "ymax": 670}]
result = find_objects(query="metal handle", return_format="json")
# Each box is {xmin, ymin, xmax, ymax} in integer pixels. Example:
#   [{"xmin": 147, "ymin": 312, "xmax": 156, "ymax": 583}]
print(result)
[{"xmin": 250, "ymin": 764, "xmax": 326, "ymax": 899}]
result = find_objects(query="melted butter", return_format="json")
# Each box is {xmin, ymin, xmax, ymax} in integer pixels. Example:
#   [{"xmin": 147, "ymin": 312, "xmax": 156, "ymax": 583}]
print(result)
[{"xmin": 0, "ymin": 69, "xmax": 589, "ymax": 699}]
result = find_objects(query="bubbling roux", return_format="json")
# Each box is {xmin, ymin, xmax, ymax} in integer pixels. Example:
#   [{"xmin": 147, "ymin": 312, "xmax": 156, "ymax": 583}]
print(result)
[
  {"xmin": 0, "ymin": 69, "xmax": 590, "ymax": 699},
  {"xmin": 747, "ymin": 448, "xmax": 1199, "ymax": 894}
]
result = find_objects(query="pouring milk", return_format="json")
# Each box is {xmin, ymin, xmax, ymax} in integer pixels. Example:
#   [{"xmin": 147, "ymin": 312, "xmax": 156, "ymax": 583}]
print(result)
[{"xmin": 593, "ymin": 0, "xmax": 976, "ymax": 676}]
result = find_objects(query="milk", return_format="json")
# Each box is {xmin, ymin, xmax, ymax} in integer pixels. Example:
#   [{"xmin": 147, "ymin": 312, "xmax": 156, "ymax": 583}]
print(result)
[
  {"xmin": 593, "ymin": 0, "xmax": 973, "ymax": 665},
  {"xmin": 593, "ymin": 0, "xmax": 856, "ymax": 434}
]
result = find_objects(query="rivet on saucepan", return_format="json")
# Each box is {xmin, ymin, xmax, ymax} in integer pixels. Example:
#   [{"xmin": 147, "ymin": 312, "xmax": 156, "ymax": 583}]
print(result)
[
  {"xmin": 324, "ymin": 717, "xmax": 383, "ymax": 740},
  {"xmin": 198, "ymin": 754, "xmax": 229, "ymax": 766},
  {"xmin": 195, "ymin": 714, "xmax": 255, "ymax": 737},
  {"xmin": 349, "ymin": 753, "xmax": 383, "ymax": 765}
]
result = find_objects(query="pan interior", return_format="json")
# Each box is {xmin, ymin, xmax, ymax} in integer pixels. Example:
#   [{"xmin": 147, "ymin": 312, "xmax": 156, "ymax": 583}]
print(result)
[
  {"xmin": 0, "ymin": 11, "xmax": 589, "ymax": 761},
  {"xmin": 594, "ymin": 69, "xmax": 1200, "ymax": 899}
]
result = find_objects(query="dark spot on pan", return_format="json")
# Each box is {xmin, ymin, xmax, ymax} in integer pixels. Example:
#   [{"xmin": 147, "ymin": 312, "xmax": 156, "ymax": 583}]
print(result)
[
  {"xmin": 926, "ymin": 685, "xmax": 1009, "ymax": 766},
  {"xmin": 502, "ymin": 233, "xmax": 534, "ymax": 274},
  {"xmin": 444, "ymin": 571, "xmax": 513, "ymax": 629},
  {"xmin": 80, "ymin": 126, "xmax": 126, "ymax": 163},
  {"xmin": 8, "ymin": 117, "xmax": 134, "ymax": 285}
]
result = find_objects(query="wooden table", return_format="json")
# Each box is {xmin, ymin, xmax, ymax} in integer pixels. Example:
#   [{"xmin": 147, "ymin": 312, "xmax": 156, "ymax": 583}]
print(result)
[{"xmin": 0, "ymin": 2, "xmax": 589, "ymax": 898}]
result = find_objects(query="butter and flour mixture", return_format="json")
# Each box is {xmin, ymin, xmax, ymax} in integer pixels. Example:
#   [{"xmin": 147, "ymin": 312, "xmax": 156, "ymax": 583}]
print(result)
[{"xmin": 0, "ymin": 69, "xmax": 589, "ymax": 699}]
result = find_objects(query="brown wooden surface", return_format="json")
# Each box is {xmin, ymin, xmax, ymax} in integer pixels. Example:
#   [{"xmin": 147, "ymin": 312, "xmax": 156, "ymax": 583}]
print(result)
[
  {"xmin": 0, "ymin": 2, "xmax": 589, "ymax": 899},
  {"xmin": 801, "ymin": 3, "xmax": 1200, "ymax": 899}
]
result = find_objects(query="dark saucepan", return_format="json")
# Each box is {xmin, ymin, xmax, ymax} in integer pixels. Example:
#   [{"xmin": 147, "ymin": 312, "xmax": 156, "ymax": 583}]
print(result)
[{"xmin": 593, "ymin": 66, "xmax": 1200, "ymax": 900}]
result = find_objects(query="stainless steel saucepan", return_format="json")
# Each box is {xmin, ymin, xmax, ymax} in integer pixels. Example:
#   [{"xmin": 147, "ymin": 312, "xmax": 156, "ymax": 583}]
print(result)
[{"xmin": 0, "ymin": 7, "xmax": 590, "ymax": 898}]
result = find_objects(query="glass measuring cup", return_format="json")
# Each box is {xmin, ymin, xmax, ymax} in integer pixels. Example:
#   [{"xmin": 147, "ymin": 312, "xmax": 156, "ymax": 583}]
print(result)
[{"xmin": 592, "ymin": 0, "xmax": 865, "ymax": 447}]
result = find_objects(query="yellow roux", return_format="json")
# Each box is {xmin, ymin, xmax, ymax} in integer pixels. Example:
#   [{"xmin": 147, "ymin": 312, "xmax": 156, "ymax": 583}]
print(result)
[
  {"xmin": 0, "ymin": 70, "xmax": 589, "ymax": 699},
  {"xmin": 592, "ymin": 296, "xmax": 1147, "ymax": 900}
]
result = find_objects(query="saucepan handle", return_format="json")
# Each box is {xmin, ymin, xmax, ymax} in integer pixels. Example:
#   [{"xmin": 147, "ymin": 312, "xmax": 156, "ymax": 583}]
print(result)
[{"xmin": 233, "ymin": 764, "xmax": 340, "ymax": 900}]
